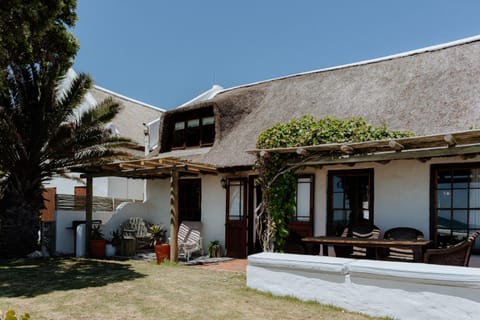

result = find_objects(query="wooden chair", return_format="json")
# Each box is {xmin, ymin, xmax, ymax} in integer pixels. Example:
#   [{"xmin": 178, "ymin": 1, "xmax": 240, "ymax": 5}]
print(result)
[
  {"xmin": 121, "ymin": 217, "xmax": 152, "ymax": 249},
  {"xmin": 424, "ymin": 231, "xmax": 480, "ymax": 267},
  {"xmin": 176, "ymin": 221, "xmax": 204, "ymax": 261},
  {"xmin": 334, "ymin": 223, "xmax": 380, "ymax": 258},
  {"xmin": 382, "ymin": 227, "xmax": 424, "ymax": 262}
]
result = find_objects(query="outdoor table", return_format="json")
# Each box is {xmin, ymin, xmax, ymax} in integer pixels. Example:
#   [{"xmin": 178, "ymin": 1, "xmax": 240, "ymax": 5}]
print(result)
[{"xmin": 302, "ymin": 236, "xmax": 432, "ymax": 262}]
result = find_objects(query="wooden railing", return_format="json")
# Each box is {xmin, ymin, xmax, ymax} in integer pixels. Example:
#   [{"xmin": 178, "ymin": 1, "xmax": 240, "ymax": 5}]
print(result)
[{"xmin": 55, "ymin": 194, "xmax": 139, "ymax": 211}]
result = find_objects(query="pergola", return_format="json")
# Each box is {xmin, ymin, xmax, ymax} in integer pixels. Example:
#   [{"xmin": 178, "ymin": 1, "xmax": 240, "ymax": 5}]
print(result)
[
  {"xmin": 73, "ymin": 157, "xmax": 218, "ymax": 262},
  {"xmin": 247, "ymin": 129, "xmax": 480, "ymax": 166}
]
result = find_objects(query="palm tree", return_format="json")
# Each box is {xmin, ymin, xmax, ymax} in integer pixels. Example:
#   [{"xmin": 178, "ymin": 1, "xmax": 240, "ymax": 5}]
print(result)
[{"xmin": 0, "ymin": 63, "xmax": 131, "ymax": 257}]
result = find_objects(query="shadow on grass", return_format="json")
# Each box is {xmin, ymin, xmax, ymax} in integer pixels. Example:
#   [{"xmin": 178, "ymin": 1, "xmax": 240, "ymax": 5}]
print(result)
[{"xmin": 0, "ymin": 258, "xmax": 145, "ymax": 298}]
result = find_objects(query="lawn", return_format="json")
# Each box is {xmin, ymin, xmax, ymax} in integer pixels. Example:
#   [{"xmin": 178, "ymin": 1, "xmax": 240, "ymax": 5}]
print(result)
[{"xmin": 0, "ymin": 258, "xmax": 387, "ymax": 320}]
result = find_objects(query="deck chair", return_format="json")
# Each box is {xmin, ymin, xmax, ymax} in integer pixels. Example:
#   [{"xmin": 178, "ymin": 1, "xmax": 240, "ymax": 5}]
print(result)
[
  {"xmin": 177, "ymin": 221, "xmax": 203, "ymax": 261},
  {"xmin": 121, "ymin": 217, "xmax": 152, "ymax": 249},
  {"xmin": 424, "ymin": 230, "xmax": 480, "ymax": 267},
  {"xmin": 383, "ymin": 227, "xmax": 424, "ymax": 262}
]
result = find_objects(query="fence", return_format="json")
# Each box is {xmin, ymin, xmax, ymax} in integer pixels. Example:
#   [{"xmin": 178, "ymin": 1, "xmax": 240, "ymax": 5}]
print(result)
[{"xmin": 56, "ymin": 194, "xmax": 137, "ymax": 212}]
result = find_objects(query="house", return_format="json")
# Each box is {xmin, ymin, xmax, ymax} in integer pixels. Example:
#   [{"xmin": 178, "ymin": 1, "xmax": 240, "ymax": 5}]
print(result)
[
  {"xmin": 45, "ymin": 79, "xmax": 164, "ymax": 255},
  {"xmin": 75, "ymin": 35, "xmax": 480, "ymax": 259}
]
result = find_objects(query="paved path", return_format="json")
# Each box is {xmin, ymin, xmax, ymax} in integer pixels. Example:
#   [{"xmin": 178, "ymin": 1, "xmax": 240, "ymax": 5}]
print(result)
[{"xmin": 194, "ymin": 258, "xmax": 247, "ymax": 273}]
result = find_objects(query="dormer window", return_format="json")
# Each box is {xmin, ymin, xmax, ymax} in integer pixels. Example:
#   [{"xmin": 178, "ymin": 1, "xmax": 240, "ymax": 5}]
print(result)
[{"xmin": 170, "ymin": 108, "xmax": 215, "ymax": 150}]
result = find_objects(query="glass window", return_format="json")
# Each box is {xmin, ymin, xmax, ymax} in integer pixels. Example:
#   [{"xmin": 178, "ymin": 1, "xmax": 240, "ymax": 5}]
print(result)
[
  {"xmin": 169, "ymin": 109, "xmax": 215, "ymax": 149},
  {"xmin": 294, "ymin": 176, "xmax": 313, "ymax": 222},
  {"xmin": 432, "ymin": 164, "xmax": 480, "ymax": 250},
  {"xmin": 227, "ymin": 179, "xmax": 245, "ymax": 221}
]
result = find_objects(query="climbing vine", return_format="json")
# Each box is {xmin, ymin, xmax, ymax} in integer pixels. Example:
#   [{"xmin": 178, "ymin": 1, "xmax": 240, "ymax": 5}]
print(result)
[{"xmin": 255, "ymin": 115, "xmax": 413, "ymax": 252}]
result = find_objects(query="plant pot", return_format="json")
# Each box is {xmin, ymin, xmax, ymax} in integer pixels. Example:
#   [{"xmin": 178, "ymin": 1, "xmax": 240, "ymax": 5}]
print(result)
[
  {"xmin": 155, "ymin": 244, "xmax": 170, "ymax": 264},
  {"xmin": 105, "ymin": 244, "xmax": 116, "ymax": 257},
  {"xmin": 89, "ymin": 239, "xmax": 106, "ymax": 258}
]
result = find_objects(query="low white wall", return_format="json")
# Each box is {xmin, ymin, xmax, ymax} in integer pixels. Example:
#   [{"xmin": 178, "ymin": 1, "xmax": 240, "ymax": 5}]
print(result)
[{"xmin": 247, "ymin": 253, "xmax": 480, "ymax": 320}]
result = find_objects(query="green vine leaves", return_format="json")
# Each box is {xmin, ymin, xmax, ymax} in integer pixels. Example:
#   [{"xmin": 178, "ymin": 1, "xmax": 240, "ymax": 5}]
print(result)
[{"xmin": 255, "ymin": 115, "xmax": 413, "ymax": 252}]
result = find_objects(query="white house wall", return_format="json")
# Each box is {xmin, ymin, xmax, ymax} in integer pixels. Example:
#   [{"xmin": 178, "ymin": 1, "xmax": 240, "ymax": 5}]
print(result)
[
  {"xmin": 311, "ymin": 155, "xmax": 480, "ymax": 238},
  {"xmin": 201, "ymin": 175, "xmax": 226, "ymax": 249}
]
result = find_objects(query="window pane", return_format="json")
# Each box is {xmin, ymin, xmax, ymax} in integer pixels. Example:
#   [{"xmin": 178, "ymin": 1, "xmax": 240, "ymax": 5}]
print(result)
[
  {"xmin": 333, "ymin": 193, "xmax": 344, "ymax": 208},
  {"xmin": 437, "ymin": 190, "xmax": 451, "ymax": 208},
  {"xmin": 437, "ymin": 210, "xmax": 451, "ymax": 229},
  {"xmin": 172, "ymin": 123, "xmax": 184, "ymax": 148},
  {"xmin": 452, "ymin": 189, "xmax": 468, "ymax": 208},
  {"xmin": 469, "ymin": 210, "xmax": 480, "ymax": 229},
  {"xmin": 452, "ymin": 210, "xmax": 468, "ymax": 229},
  {"xmin": 186, "ymin": 122, "xmax": 200, "ymax": 147},
  {"xmin": 436, "ymin": 171, "xmax": 451, "ymax": 189},
  {"xmin": 228, "ymin": 181, "xmax": 244, "ymax": 221},
  {"xmin": 296, "ymin": 180, "xmax": 310, "ymax": 221},
  {"xmin": 187, "ymin": 119, "xmax": 199, "ymax": 128},
  {"xmin": 202, "ymin": 116, "xmax": 214, "ymax": 125},
  {"xmin": 452, "ymin": 170, "xmax": 469, "ymax": 189},
  {"xmin": 201, "ymin": 121, "xmax": 215, "ymax": 145},
  {"xmin": 333, "ymin": 176, "xmax": 344, "ymax": 192},
  {"xmin": 469, "ymin": 188, "xmax": 480, "ymax": 208},
  {"xmin": 175, "ymin": 122, "xmax": 185, "ymax": 130}
]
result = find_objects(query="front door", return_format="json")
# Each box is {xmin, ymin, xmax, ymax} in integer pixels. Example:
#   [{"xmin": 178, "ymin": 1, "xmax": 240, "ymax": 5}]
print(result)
[{"xmin": 225, "ymin": 178, "xmax": 247, "ymax": 258}]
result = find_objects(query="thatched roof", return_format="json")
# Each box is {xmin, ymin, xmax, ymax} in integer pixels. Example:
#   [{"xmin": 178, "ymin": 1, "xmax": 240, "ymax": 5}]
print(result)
[
  {"xmin": 158, "ymin": 35, "xmax": 480, "ymax": 168},
  {"xmin": 91, "ymin": 86, "xmax": 164, "ymax": 147}
]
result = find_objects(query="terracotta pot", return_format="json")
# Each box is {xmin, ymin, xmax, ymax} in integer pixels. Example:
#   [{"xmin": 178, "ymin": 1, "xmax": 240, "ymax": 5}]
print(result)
[
  {"xmin": 89, "ymin": 239, "xmax": 106, "ymax": 258},
  {"xmin": 155, "ymin": 244, "xmax": 170, "ymax": 264}
]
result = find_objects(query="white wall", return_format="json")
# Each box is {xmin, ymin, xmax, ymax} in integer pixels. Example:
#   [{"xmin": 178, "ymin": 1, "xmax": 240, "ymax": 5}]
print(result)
[
  {"xmin": 311, "ymin": 156, "xmax": 480, "ymax": 238},
  {"xmin": 201, "ymin": 175, "xmax": 226, "ymax": 249},
  {"xmin": 247, "ymin": 253, "xmax": 480, "ymax": 320},
  {"xmin": 46, "ymin": 174, "xmax": 145, "ymax": 200}
]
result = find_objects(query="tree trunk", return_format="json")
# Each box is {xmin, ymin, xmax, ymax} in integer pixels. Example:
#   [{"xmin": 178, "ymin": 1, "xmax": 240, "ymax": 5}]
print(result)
[{"xmin": 0, "ymin": 188, "xmax": 42, "ymax": 257}]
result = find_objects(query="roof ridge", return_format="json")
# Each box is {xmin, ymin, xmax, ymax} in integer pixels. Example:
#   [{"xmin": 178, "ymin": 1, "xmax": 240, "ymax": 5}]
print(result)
[
  {"xmin": 219, "ymin": 34, "xmax": 480, "ymax": 94},
  {"xmin": 93, "ymin": 85, "xmax": 166, "ymax": 112}
]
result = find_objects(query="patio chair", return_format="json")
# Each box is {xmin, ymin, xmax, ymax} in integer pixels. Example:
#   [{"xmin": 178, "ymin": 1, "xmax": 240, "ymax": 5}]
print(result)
[
  {"xmin": 334, "ymin": 223, "xmax": 380, "ymax": 258},
  {"xmin": 121, "ymin": 217, "xmax": 152, "ymax": 249},
  {"xmin": 177, "ymin": 221, "xmax": 204, "ymax": 261},
  {"xmin": 382, "ymin": 227, "xmax": 424, "ymax": 262},
  {"xmin": 424, "ymin": 230, "xmax": 480, "ymax": 267}
]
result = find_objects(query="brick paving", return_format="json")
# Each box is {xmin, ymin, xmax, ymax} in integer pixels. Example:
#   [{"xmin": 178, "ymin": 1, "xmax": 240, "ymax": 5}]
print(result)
[{"xmin": 194, "ymin": 258, "xmax": 247, "ymax": 273}]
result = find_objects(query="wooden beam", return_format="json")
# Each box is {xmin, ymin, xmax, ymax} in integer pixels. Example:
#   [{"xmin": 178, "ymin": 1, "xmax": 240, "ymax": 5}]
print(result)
[
  {"xmin": 298, "ymin": 145, "xmax": 480, "ymax": 166},
  {"xmin": 169, "ymin": 169, "xmax": 179, "ymax": 262},
  {"xmin": 296, "ymin": 148, "xmax": 309, "ymax": 156},
  {"xmin": 340, "ymin": 144, "xmax": 354, "ymax": 154},
  {"xmin": 376, "ymin": 160, "xmax": 391, "ymax": 165},
  {"xmin": 444, "ymin": 134, "xmax": 457, "ymax": 147},
  {"xmin": 85, "ymin": 176, "xmax": 93, "ymax": 257},
  {"xmin": 388, "ymin": 140, "xmax": 404, "ymax": 151}
]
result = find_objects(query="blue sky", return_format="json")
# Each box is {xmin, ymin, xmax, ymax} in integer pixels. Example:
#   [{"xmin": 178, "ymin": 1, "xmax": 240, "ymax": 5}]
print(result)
[{"xmin": 73, "ymin": 0, "xmax": 480, "ymax": 110}]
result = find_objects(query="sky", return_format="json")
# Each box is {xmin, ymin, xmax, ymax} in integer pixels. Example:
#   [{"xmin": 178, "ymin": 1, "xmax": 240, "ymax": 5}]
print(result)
[{"xmin": 73, "ymin": 0, "xmax": 480, "ymax": 110}]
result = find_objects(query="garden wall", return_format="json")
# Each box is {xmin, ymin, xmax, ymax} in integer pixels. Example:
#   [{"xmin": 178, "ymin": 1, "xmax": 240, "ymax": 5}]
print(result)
[{"xmin": 247, "ymin": 253, "xmax": 480, "ymax": 320}]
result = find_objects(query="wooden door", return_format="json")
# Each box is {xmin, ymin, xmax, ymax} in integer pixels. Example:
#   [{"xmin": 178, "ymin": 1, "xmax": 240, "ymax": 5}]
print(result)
[{"xmin": 225, "ymin": 179, "xmax": 247, "ymax": 258}]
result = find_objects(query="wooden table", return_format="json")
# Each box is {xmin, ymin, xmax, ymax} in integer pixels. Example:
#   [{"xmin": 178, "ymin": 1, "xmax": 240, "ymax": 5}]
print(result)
[{"xmin": 302, "ymin": 236, "xmax": 432, "ymax": 262}]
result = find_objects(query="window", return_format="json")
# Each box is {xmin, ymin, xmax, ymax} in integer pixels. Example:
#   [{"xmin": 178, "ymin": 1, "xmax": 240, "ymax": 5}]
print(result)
[
  {"xmin": 227, "ymin": 179, "xmax": 246, "ymax": 221},
  {"xmin": 293, "ymin": 175, "xmax": 314, "ymax": 222},
  {"xmin": 432, "ymin": 164, "xmax": 480, "ymax": 250},
  {"xmin": 327, "ymin": 170, "xmax": 374, "ymax": 236},
  {"xmin": 169, "ymin": 108, "xmax": 215, "ymax": 150},
  {"xmin": 179, "ymin": 179, "xmax": 201, "ymax": 222}
]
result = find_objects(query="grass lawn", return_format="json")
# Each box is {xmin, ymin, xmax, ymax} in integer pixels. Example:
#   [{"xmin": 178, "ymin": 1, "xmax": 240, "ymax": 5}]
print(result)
[{"xmin": 0, "ymin": 258, "xmax": 388, "ymax": 320}]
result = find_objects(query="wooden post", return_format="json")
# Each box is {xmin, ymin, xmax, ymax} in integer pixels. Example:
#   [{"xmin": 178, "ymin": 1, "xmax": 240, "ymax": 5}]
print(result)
[
  {"xmin": 85, "ymin": 176, "xmax": 93, "ymax": 257},
  {"xmin": 170, "ymin": 169, "xmax": 179, "ymax": 262}
]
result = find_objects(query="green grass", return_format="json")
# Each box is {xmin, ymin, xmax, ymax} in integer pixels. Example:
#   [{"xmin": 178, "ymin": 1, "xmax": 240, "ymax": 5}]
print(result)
[{"xmin": 0, "ymin": 258, "xmax": 389, "ymax": 320}]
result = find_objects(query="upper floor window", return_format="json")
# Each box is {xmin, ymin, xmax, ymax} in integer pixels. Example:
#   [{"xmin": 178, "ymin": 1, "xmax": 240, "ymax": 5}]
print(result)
[{"xmin": 170, "ymin": 109, "xmax": 215, "ymax": 150}]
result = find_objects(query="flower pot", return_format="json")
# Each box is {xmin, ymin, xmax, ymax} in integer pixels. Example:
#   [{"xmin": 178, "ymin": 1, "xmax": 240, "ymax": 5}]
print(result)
[
  {"xmin": 155, "ymin": 244, "xmax": 170, "ymax": 264},
  {"xmin": 105, "ymin": 244, "xmax": 116, "ymax": 257},
  {"xmin": 89, "ymin": 239, "xmax": 106, "ymax": 258}
]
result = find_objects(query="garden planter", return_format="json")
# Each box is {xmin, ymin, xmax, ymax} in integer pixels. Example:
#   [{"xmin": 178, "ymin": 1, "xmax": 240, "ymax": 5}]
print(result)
[
  {"xmin": 89, "ymin": 239, "xmax": 106, "ymax": 258},
  {"xmin": 105, "ymin": 244, "xmax": 116, "ymax": 257},
  {"xmin": 155, "ymin": 244, "xmax": 170, "ymax": 264}
]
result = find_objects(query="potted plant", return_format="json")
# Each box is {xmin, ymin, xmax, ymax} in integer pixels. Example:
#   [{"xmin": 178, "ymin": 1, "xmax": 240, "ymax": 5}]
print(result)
[
  {"xmin": 208, "ymin": 240, "xmax": 221, "ymax": 258},
  {"xmin": 150, "ymin": 224, "xmax": 169, "ymax": 264},
  {"xmin": 89, "ymin": 224, "xmax": 106, "ymax": 258}
]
